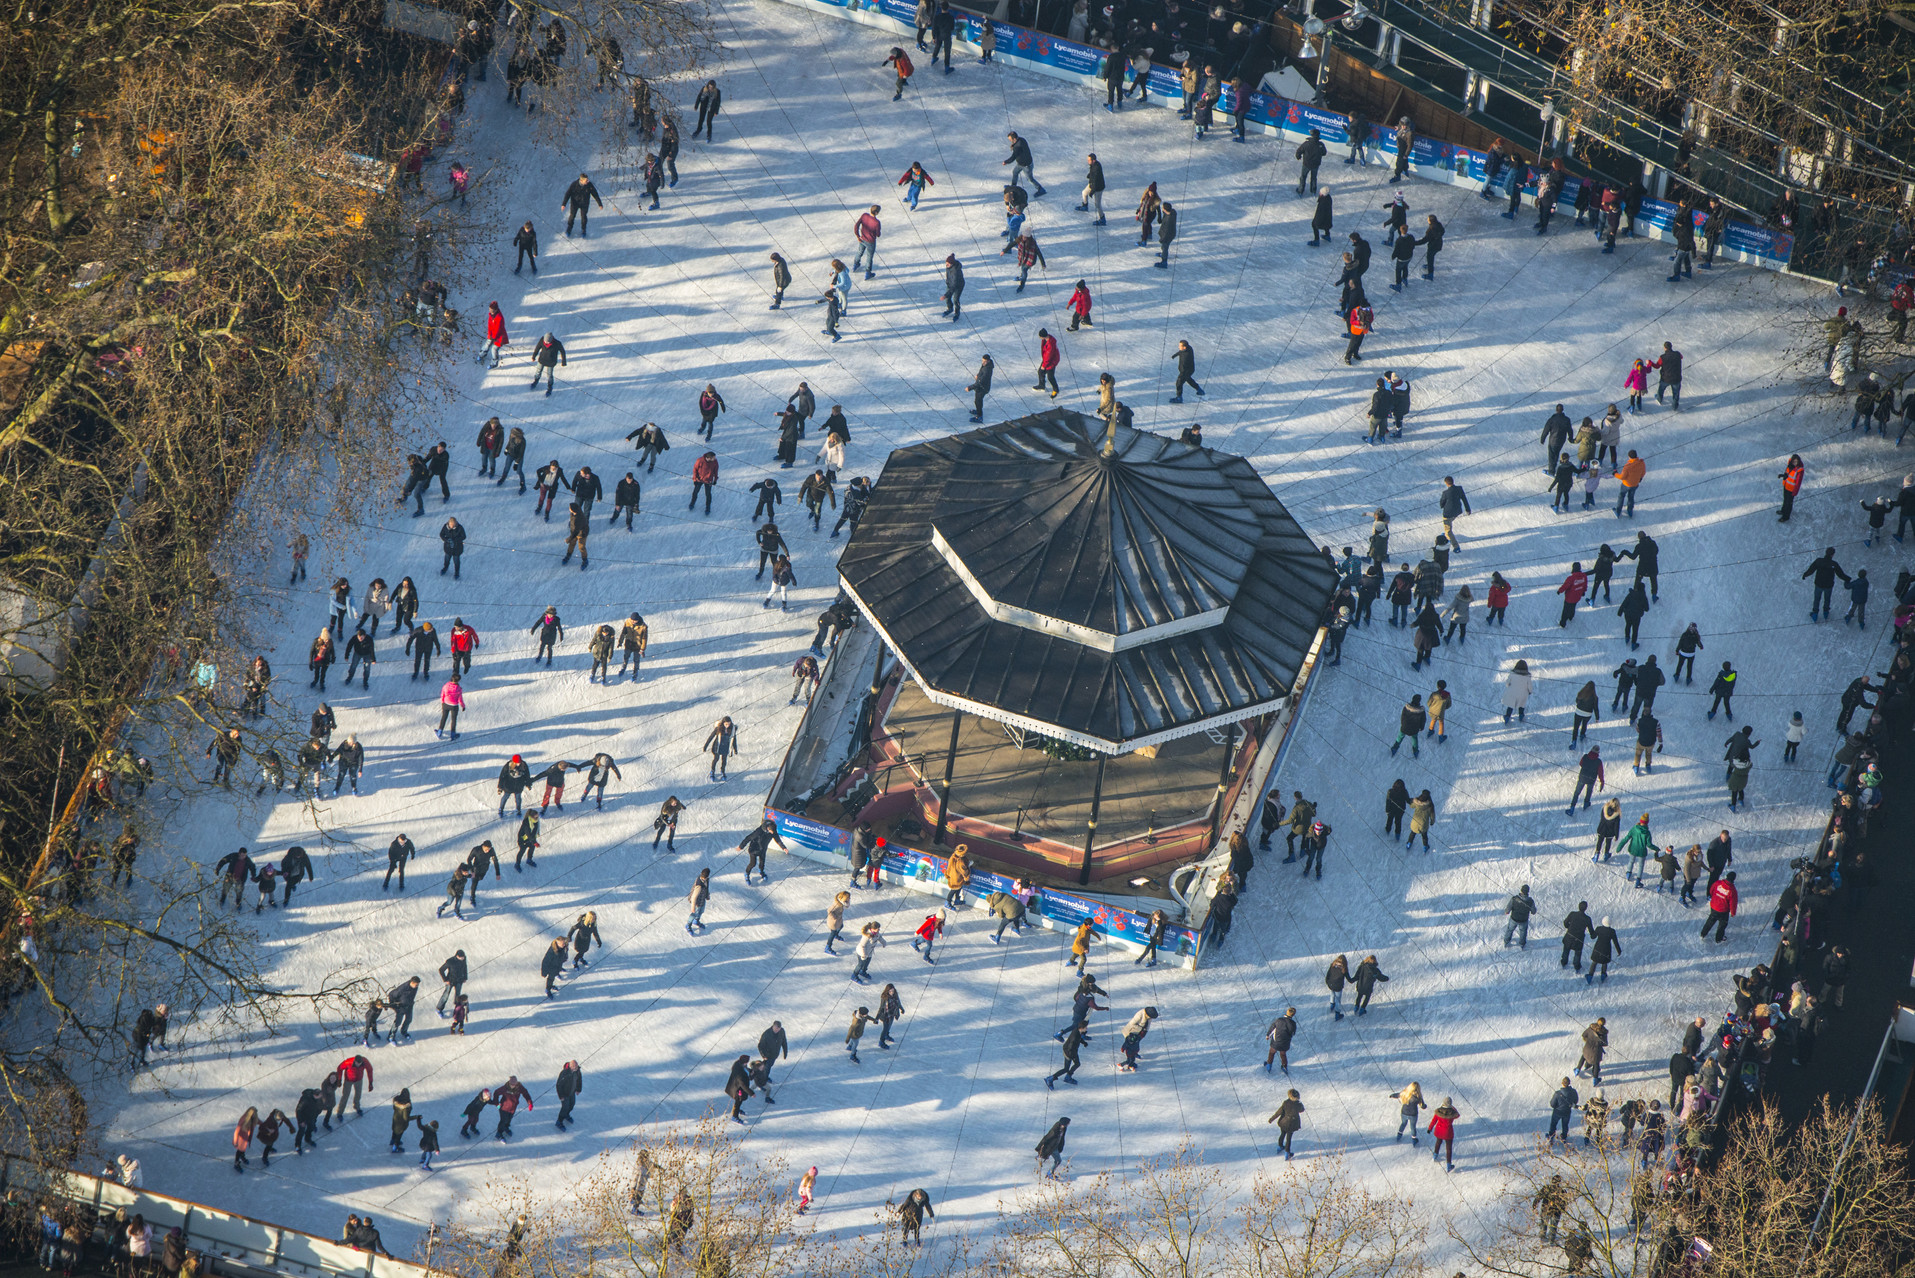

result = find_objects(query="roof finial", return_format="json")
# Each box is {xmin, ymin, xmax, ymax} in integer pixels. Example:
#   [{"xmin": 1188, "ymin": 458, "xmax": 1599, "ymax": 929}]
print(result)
[{"xmin": 1101, "ymin": 413, "xmax": 1117, "ymax": 458}]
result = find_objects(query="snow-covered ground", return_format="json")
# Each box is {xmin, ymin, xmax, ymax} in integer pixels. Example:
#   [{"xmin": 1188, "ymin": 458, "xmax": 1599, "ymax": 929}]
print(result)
[{"xmin": 104, "ymin": 0, "xmax": 1908, "ymax": 1258}]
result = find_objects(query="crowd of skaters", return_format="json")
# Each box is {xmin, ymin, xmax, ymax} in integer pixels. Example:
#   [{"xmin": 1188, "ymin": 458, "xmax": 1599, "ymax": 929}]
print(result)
[{"xmin": 66, "ymin": 5, "xmax": 1915, "ymax": 1258}]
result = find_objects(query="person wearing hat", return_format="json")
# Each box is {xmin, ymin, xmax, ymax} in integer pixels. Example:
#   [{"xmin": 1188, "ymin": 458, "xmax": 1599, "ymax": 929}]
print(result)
[
  {"xmin": 911, "ymin": 908, "xmax": 946, "ymax": 962},
  {"xmin": 1034, "ymin": 329, "xmax": 1060, "ymax": 397},
  {"xmin": 1428, "ymin": 1096, "xmax": 1460, "ymax": 1170},
  {"xmin": 497, "ymin": 754, "xmax": 532, "ymax": 817},
  {"xmin": 966, "ymin": 352, "xmax": 991, "ymax": 421},
  {"xmin": 1119, "ymin": 1006, "xmax": 1159, "ymax": 1070},
  {"xmin": 1587, "ymin": 917, "xmax": 1621, "ymax": 983},
  {"xmin": 1391, "ymin": 117, "xmax": 1415, "ymax": 180}
]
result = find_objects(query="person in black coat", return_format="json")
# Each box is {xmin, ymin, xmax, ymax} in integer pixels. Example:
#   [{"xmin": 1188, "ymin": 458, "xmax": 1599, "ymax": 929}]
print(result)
[
  {"xmin": 560, "ymin": 173, "xmax": 603, "ymax": 236},
  {"xmin": 1352, "ymin": 955, "xmax": 1388, "ymax": 1014},
  {"xmin": 280, "ymin": 846, "xmax": 315, "ymax": 905},
  {"xmin": 966, "ymin": 354, "xmax": 992, "ymax": 422},
  {"xmin": 1036, "ymin": 1117, "xmax": 1070, "ymax": 1176},
  {"xmin": 427, "ymin": 442, "xmax": 451, "ymax": 500},
  {"xmin": 1560, "ymin": 901, "xmax": 1591, "ymax": 972},
  {"xmin": 754, "ymin": 522, "xmax": 787, "ymax": 578},
  {"xmin": 942, "ymin": 255, "xmax": 964, "ymax": 320},
  {"xmin": 1502, "ymin": 156, "xmax": 1529, "ymax": 219},
  {"xmin": 513, "ymin": 222, "xmax": 538, "ymax": 275},
  {"xmin": 555, "ymin": 1062, "xmax": 584, "ymax": 1129},
  {"xmin": 1667, "ymin": 1051, "xmax": 1695, "ymax": 1108},
  {"xmin": 1617, "ymin": 583, "xmax": 1650, "ymax": 649},
  {"xmin": 1391, "ymin": 696, "xmax": 1428, "ymax": 756},
  {"xmin": 1587, "ymin": 918, "xmax": 1621, "ymax": 983},
  {"xmin": 1421, "ymin": 214, "xmax": 1445, "ymax": 277},
  {"xmin": 1384, "ymin": 778, "xmax": 1410, "ymax": 837},
  {"xmin": 1389, "ymin": 228, "xmax": 1418, "ymax": 290},
  {"xmin": 1170, "ymin": 340, "xmax": 1203, "ymax": 401},
  {"xmin": 1101, "ymin": 46, "xmax": 1126, "ymax": 111},
  {"xmin": 440, "ymin": 517, "xmax": 466, "ymax": 578},
  {"xmin": 540, "ymin": 938, "xmax": 567, "ymax": 997},
  {"xmin": 530, "ymin": 333, "xmax": 566, "ymax": 395},
  {"xmin": 1348, "ymin": 231, "xmax": 1372, "ymax": 277},
  {"xmin": 1619, "ymin": 531, "xmax": 1660, "ymax": 600},
  {"xmin": 1802, "ymin": 547, "xmax": 1850, "ymax": 621},
  {"xmin": 1309, "ymin": 189, "xmax": 1334, "ymax": 245},
  {"xmin": 1668, "ymin": 210, "xmax": 1696, "ymax": 281},
  {"xmin": 724, "ymin": 1054, "xmax": 754, "ymax": 1122},
  {"xmin": 1295, "ymin": 129, "xmax": 1326, "ymax": 194},
  {"xmin": 610, "ymin": 473, "xmax": 641, "ymax": 529}
]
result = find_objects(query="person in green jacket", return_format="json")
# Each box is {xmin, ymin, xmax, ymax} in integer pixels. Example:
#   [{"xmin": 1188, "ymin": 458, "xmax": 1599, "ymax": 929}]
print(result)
[{"xmin": 1618, "ymin": 814, "xmax": 1655, "ymax": 886}]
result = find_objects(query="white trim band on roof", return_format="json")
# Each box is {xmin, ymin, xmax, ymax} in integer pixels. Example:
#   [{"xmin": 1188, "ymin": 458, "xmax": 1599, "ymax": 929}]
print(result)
[
  {"xmin": 840, "ymin": 576, "xmax": 1310, "ymax": 754},
  {"xmin": 929, "ymin": 525, "xmax": 1231, "ymax": 655}
]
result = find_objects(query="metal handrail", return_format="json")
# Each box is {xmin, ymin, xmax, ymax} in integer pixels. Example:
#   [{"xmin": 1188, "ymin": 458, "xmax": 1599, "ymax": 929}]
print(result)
[{"xmin": 1369, "ymin": 0, "xmax": 1915, "ymax": 213}]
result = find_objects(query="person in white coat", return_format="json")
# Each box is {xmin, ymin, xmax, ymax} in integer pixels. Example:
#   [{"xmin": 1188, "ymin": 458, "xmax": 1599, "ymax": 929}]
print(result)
[
  {"xmin": 1503, "ymin": 659, "xmax": 1534, "ymax": 722},
  {"xmin": 817, "ymin": 432, "xmax": 845, "ymax": 486}
]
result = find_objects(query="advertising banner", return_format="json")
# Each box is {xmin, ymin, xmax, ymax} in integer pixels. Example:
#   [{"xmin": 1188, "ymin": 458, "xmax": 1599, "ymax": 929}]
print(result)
[{"xmin": 768, "ymin": 808, "xmax": 1198, "ymax": 961}]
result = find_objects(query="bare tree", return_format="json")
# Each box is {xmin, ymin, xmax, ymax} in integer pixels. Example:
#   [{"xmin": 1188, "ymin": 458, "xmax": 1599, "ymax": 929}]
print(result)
[
  {"xmin": 1457, "ymin": 1098, "xmax": 1915, "ymax": 1278},
  {"xmin": 431, "ymin": 1115, "xmax": 826, "ymax": 1278},
  {"xmin": 990, "ymin": 1144, "xmax": 1425, "ymax": 1278}
]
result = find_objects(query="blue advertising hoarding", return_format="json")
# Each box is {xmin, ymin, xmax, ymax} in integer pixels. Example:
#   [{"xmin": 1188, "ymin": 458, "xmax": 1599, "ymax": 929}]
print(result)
[{"xmin": 766, "ymin": 807, "xmax": 1199, "ymax": 962}]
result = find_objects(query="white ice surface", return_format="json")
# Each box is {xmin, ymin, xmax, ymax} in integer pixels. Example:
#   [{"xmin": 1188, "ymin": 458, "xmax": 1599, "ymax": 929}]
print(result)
[{"xmin": 102, "ymin": 0, "xmax": 1909, "ymax": 1259}]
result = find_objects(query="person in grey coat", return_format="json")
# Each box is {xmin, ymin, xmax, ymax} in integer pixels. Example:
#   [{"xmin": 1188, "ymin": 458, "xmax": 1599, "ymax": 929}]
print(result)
[
  {"xmin": 1540, "ymin": 405, "xmax": 1572, "ymax": 473},
  {"xmin": 1547, "ymin": 1078, "xmax": 1579, "ymax": 1143}
]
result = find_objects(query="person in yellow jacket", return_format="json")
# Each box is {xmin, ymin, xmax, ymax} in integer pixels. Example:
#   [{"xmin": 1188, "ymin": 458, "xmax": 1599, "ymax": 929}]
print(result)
[
  {"xmin": 1425, "ymin": 679, "xmax": 1451, "ymax": 742},
  {"xmin": 943, "ymin": 845, "xmax": 971, "ymax": 908},
  {"xmin": 1067, "ymin": 920, "xmax": 1093, "ymax": 974}
]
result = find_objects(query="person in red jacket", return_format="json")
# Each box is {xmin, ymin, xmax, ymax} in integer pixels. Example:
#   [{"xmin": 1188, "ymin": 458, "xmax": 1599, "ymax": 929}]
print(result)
[
  {"xmin": 1067, "ymin": 280, "xmax": 1094, "ymax": 331},
  {"xmin": 1486, "ymin": 572, "xmax": 1511, "ymax": 625},
  {"xmin": 492, "ymin": 1075, "xmax": 533, "ymax": 1139},
  {"xmin": 1891, "ymin": 279, "xmax": 1912, "ymax": 343},
  {"xmin": 1557, "ymin": 562, "xmax": 1589, "ymax": 627},
  {"xmin": 1427, "ymin": 1097, "xmax": 1460, "ymax": 1171},
  {"xmin": 1034, "ymin": 328, "xmax": 1060, "ymax": 397},
  {"xmin": 690, "ymin": 451, "xmax": 719, "ymax": 515},
  {"xmin": 1777, "ymin": 453, "xmax": 1804, "ymax": 523},
  {"xmin": 448, "ymin": 618, "xmax": 479, "ymax": 679},
  {"xmin": 483, "ymin": 302, "xmax": 509, "ymax": 369},
  {"xmin": 335, "ymin": 1054, "xmax": 374, "ymax": 1120},
  {"xmin": 1701, "ymin": 871, "xmax": 1737, "ymax": 943},
  {"xmin": 911, "ymin": 909, "xmax": 946, "ymax": 963}
]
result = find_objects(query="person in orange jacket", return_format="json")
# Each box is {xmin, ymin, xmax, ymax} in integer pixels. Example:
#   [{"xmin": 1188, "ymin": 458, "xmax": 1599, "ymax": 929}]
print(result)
[
  {"xmin": 1778, "ymin": 453, "xmax": 1804, "ymax": 522},
  {"xmin": 1612, "ymin": 450, "xmax": 1647, "ymax": 518}
]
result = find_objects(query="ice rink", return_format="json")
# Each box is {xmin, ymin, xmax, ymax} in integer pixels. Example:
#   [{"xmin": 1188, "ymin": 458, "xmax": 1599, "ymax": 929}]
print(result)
[{"xmin": 102, "ymin": 0, "xmax": 1907, "ymax": 1258}]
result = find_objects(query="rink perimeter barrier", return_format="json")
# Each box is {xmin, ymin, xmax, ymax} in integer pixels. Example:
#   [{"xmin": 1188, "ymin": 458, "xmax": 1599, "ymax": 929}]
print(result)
[
  {"xmin": 0, "ymin": 1155, "xmax": 428, "ymax": 1278},
  {"xmin": 766, "ymin": 807, "xmax": 1203, "ymax": 969},
  {"xmin": 766, "ymin": 0, "xmax": 1796, "ymax": 271}
]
